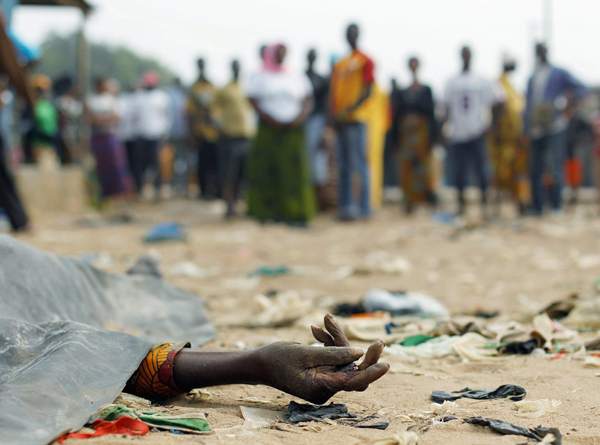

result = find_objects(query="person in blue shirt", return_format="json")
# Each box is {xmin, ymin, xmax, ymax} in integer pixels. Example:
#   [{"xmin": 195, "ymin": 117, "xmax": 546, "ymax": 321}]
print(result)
[{"xmin": 524, "ymin": 43, "xmax": 587, "ymax": 215}]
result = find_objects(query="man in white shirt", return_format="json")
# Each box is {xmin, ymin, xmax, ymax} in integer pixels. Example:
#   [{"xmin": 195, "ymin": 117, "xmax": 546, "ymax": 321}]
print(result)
[
  {"xmin": 130, "ymin": 71, "xmax": 171, "ymax": 197},
  {"xmin": 444, "ymin": 46, "xmax": 501, "ymax": 216}
]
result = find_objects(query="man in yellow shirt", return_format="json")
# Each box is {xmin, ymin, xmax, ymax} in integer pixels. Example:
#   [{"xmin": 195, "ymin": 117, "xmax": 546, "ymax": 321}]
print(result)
[
  {"xmin": 213, "ymin": 60, "xmax": 255, "ymax": 218},
  {"xmin": 329, "ymin": 24, "xmax": 375, "ymax": 220},
  {"xmin": 187, "ymin": 58, "xmax": 220, "ymax": 200}
]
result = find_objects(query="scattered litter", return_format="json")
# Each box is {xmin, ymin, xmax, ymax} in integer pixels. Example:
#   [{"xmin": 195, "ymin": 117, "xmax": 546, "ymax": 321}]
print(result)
[
  {"xmin": 339, "ymin": 414, "xmax": 389, "ymax": 430},
  {"xmin": 405, "ymin": 401, "xmax": 475, "ymax": 422},
  {"xmin": 58, "ymin": 417, "xmax": 149, "ymax": 443},
  {"xmin": 363, "ymin": 431, "xmax": 419, "ymax": 445},
  {"xmin": 355, "ymin": 251, "xmax": 412, "ymax": 275},
  {"xmin": 499, "ymin": 339, "xmax": 538, "ymax": 355},
  {"xmin": 362, "ymin": 289, "xmax": 448, "ymax": 317},
  {"xmin": 465, "ymin": 417, "xmax": 561, "ymax": 444},
  {"xmin": 91, "ymin": 404, "xmax": 211, "ymax": 434},
  {"xmin": 113, "ymin": 393, "xmax": 152, "ymax": 409},
  {"xmin": 387, "ymin": 333, "xmax": 494, "ymax": 361},
  {"xmin": 250, "ymin": 265, "xmax": 291, "ymax": 277},
  {"xmin": 431, "ymin": 384, "xmax": 526, "ymax": 403},
  {"xmin": 167, "ymin": 261, "xmax": 219, "ymax": 278},
  {"xmin": 181, "ymin": 389, "xmax": 213, "ymax": 402},
  {"xmin": 513, "ymin": 400, "xmax": 562, "ymax": 418},
  {"xmin": 143, "ymin": 222, "xmax": 185, "ymax": 243},
  {"xmin": 236, "ymin": 397, "xmax": 273, "ymax": 404},
  {"xmin": 584, "ymin": 356, "xmax": 600, "ymax": 367},
  {"xmin": 221, "ymin": 276, "xmax": 260, "ymax": 290},
  {"xmin": 401, "ymin": 334, "xmax": 435, "ymax": 347},
  {"xmin": 284, "ymin": 401, "xmax": 358, "ymax": 424},
  {"xmin": 245, "ymin": 291, "xmax": 315, "ymax": 328},
  {"xmin": 241, "ymin": 406, "xmax": 285, "ymax": 428}
]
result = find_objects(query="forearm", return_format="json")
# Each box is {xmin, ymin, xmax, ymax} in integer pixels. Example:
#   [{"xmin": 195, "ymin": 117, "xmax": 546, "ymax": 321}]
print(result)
[
  {"xmin": 173, "ymin": 349, "xmax": 265, "ymax": 391},
  {"xmin": 346, "ymin": 83, "xmax": 373, "ymax": 113}
]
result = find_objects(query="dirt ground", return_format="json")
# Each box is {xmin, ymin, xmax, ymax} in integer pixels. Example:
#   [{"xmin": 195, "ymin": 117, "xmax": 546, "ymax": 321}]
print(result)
[{"xmin": 19, "ymin": 198, "xmax": 600, "ymax": 444}]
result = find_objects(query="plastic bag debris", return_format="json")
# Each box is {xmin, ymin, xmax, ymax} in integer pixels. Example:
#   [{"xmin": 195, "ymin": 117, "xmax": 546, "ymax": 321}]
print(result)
[
  {"xmin": 362, "ymin": 289, "xmax": 449, "ymax": 317},
  {"xmin": 465, "ymin": 417, "xmax": 562, "ymax": 444},
  {"xmin": 241, "ymin": 406, "xmax": 285, "ymax": 428},
  {"xmin": 431, "ymin": 384, "xmax": 526, "ymax": 403},
  {"xmin": 364, "ymin": 431, "xmax": 419, "ymax": 445},
  {"xmin": 284, "ymin": 401, "xmax": 358, "ymax": 424},
  {"xmin": 387, "ymin": 333, "xmax": 494, "ymax": 361},
  {"xmin": 167, "ymin": 261, "xmax": 219, "ymax": 278},
  {"xmin": 143, "ymin": 222, "xmax": 185, "ymax": 243},
  {"xmin": 355, "ymin": 251, "xmax": 412, "ymax": 275},
  {"xmin": 513, "ymin": 399, "xmax": 562, "ymax": 418},
  {"xmin": 113, "ymin": 393, "xmax": 152, "ymax": 410}
]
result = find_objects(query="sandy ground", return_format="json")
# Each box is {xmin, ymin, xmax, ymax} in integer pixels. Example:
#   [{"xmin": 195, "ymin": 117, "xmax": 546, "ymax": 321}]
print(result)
[{"xmin": 17, "ymin": 198, "xmax": 600, "ymax": 444}]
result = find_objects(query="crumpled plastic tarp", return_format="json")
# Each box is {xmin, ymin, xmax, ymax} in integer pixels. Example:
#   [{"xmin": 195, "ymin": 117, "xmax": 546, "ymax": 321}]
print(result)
[{"xmin": 0, "ymin": 235, "xmax": 216, "ymax": 444}]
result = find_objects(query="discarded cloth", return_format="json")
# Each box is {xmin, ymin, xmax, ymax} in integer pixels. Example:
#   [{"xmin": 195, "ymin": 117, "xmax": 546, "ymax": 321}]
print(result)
[
  {"xmin": 284, "ymin": 401, "xmax": 358, "ymax": 424},
  {"xmin": 465, "ymin": 417, "xmax": 562, "ymax": 444},
  {"xmin": 92, "ymin": 404, "xmax": 211, "ymax": 434},
  {"xmin": 144, "ymin": 222, "xmax": 185, "ymax": 243},
  {"xmin": 58, "ymin": 417, "xmax": 149, "ymax": 443},
  {"xmin": 432, "ymin": 384, "xmax": 526, "ymax": 403}
]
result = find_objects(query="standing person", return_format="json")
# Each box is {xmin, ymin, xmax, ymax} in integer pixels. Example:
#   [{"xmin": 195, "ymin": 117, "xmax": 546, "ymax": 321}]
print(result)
[
  {"xmin": 118, "ymin": 84, "xmax": 140, "ymax": 180},
  {"xmin": 488, "ymin": 54, "xmax": 529, "ymax": 216},
  {"xmin": 305, "ymin": 48, "xmax": 330, "ymax": 207},
  {"xmin": 187, "ymin": 58, "xmax": 220, "ymax": 200},
  {"xmin": 0, "ymin": 78, "xmax": 28, "ymax": 232},
  {"xmin": 444, "ymin": 46, "xmax": 500, "ymax": 217},
  {"xmin": 86, "ymin": 77, "xmax": 133, "ymax": 201},
  {"xmin": 166, "ymin": 78, "xmax": 190, "ymax": 196},
  {"xmin": 329, "ymin": 24, "xmax": 375, "ymax": 221},
  {"xmin": 524, "ymin": 42, "xmax": 587, "ymax": 216},
  {"xmin": 213, "ymin": 60, "xmax": 254, "ymax": 219},
  {"xmin": 130, "ymin": 71, "xmax": 171, "ymax": 199},
  {"xmin": 246, "ymin": 43, "xmax": 315, "ymax": 226},
  {"xmin": 30, "ymin": 75, "xmax": 59, "ymax": 162},
  {"xmin": 392, "ymin": 57, "xmax": 437, "ymax": 214}
]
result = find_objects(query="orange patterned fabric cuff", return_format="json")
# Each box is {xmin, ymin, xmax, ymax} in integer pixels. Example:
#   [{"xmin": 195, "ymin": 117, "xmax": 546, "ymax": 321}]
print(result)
[{"xmin": 125, "ymin": 342, "xmax": 190, "ymax": 398}]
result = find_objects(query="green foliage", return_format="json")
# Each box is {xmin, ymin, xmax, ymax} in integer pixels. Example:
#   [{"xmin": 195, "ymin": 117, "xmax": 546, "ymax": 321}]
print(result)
[{"xmin": 32, "ymin": 32, "xmax": 176, "ymax": 89}]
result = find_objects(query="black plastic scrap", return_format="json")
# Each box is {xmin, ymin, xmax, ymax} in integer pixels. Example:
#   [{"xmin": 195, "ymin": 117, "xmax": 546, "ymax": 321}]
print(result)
[
  {"xmin": 284, "ymin": 401, "xmax": 358, "ymax": 424},
  {"xmin": 431, "ymin": 384, "xmax": 526, "ymax": 403},
  {"xmin": 499, "ymin": 339, "xmax": 538, "ymax": 355},
  {"xmin": 465, "ymin": 417, "xmax": 562, "ymax": 444},
  {"xmin": 338, "ymin": 414, "xmax": 389, "ymax": 430}
]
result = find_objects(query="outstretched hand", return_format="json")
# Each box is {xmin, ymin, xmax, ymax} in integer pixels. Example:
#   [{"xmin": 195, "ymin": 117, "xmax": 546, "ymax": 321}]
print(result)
[{"xmin": 259, "ymin": 314, "xmax": 389, "ymax": 404}]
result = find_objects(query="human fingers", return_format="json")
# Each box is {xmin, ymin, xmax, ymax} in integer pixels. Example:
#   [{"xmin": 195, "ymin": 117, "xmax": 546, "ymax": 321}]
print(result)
[
  {"xmin": 358, "ymin": 341, "xmax": 385, "ymax": 371},
  {"xmin": 344, "ymin": 363, "xmax": 390, "ymax": 392},
  {"xmin": 311, "ymin": 325, "xmax": 335, "ymax": 346},
  {"xmin": 304, "ymin": 345, "xmax": 364, "ymax": 368},
  {"xmin": 324, "ymin": 314, "xmax": 351, "ymax": 347}
]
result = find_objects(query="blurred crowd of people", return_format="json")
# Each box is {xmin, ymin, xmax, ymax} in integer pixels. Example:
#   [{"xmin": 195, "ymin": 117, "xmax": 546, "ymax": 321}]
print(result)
[{"xmin": 1, "ymin": 23, "xmax": 598, "ymax": 231}]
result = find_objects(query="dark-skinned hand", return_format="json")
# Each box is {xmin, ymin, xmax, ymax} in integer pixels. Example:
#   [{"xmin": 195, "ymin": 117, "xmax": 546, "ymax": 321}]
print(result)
[{"xmin": 257, "ymin": 314, "xmax": 389, "ymax": 404}]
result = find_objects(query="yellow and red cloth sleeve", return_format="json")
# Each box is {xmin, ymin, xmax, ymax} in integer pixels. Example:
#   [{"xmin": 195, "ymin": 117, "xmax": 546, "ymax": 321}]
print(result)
[{"xmin": 125, "ymin": 342, "xmax": 190, "ymax": 398}]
